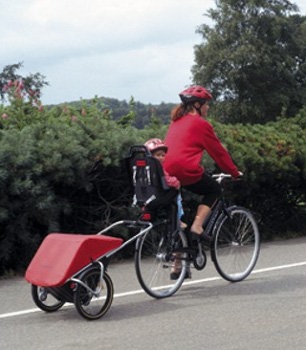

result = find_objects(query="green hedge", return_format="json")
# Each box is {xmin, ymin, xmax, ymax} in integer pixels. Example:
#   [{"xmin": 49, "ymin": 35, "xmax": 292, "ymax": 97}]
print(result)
[
  {"xmin": 213, "ymin": 110, "xmax": 306, "ymax": 238},
  {"xmin": 0, "ymin": 100, "xmax": 305, "ymax": 275}
]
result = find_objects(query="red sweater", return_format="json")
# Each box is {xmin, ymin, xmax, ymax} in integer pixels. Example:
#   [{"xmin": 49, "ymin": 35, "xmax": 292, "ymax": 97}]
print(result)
[{"xmin": 164, "ymin": 113, "xmax": 239, "ymax": 186}]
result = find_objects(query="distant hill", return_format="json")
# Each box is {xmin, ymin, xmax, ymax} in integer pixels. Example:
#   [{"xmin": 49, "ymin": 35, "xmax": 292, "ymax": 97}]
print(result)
[{"xmin": 54, "ymin": 96, "xmax": 176, "ymax": 129}]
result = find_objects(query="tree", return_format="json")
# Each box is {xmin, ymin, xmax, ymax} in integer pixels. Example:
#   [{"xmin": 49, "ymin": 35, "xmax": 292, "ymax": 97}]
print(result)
[
  {"xmin": 116, "ymin": 97, "xmax": 137, "ymax": 127},
  {"xmin": 0, "ymin": 62, "xmax": 49, "ymax": 104},
  {"xmin": 192, "ymin": 0, "xmax": 306, "ymax": 123}
]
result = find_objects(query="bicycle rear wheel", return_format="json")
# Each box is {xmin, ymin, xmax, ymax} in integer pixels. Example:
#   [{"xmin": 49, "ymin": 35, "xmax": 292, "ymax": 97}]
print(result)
[
  {"xmin": 135, "ymin": 222, "xmax": 188, "ymax": 299},
  {"xmin": 74, "ymin": 267, "xmax": 113, "ymax": 320},
  {"xmin": 211, "ymin": 206, "xmax": 260, "ymax": 282}
]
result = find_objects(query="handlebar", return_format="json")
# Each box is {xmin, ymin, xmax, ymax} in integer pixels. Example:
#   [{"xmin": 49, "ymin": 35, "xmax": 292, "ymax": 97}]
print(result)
[{"xmin": 212, "ymin": 172, "xmax": 243, "ymax": 184}]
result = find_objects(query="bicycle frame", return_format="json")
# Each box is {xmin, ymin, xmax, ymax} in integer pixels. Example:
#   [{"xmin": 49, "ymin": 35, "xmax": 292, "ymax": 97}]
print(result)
[
  {"xmin": 203, "ymin": 198, "xmax": 228, "ymax": 238},
  {"xmin": 202, "ymin": 173, "xmax": 236, "ymax": 239}
]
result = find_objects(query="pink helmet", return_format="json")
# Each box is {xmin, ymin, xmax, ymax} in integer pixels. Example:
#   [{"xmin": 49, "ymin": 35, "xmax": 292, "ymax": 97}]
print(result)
[
  {"xmin": 179, "ymin": 85, "xmax": 212, "ymax": 104},
  {"xmin": 144, "ymin": 138, "xmax": 168, "ymax": 153}
]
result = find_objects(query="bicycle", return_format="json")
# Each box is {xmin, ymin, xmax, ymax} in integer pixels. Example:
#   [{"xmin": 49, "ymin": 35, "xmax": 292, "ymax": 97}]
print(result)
[{"xmin": 133, "ymin": 170, "xmax": 260, "ymax": 299}]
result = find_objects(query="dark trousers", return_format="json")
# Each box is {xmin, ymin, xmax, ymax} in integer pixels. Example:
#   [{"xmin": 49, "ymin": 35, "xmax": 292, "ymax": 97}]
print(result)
[{"xmin": 184, "ymin": 173, "xmax": 221, "ymax": 208}]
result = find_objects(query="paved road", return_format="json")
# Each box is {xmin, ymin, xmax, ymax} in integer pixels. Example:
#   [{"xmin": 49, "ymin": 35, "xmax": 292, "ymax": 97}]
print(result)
[{"xmin": 1, "ymin": 237, "xmax": 306, "ymax": 350}]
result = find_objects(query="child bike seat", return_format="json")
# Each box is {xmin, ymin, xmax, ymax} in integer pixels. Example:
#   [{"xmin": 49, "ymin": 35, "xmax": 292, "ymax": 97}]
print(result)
[{"xmin": 124, "ymin": 145, "xmax": 178, "ymax": 210}]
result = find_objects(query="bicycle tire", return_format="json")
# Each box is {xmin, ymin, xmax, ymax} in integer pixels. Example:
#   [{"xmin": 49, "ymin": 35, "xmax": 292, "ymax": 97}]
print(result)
[
  {"xmin": 211, "ymin": 206, "xmax": 260, "ymax": 282},
  {"xmin": 74, "ymin": 267, "xmax": 114, "ymax": 320},
  {"xmin": 31, "ymin": 285, "xmax": 66, "ymax": 312},
  {"xmin": 135, "ymin": 223, "xmax": 188, "ymax": 299}
]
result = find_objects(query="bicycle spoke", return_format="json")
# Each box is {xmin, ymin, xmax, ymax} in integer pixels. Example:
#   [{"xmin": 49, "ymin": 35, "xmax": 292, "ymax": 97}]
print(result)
[
  {"xmin": 212, "ymin": 207, "xmax": 260, "ymax": 282},
  {"xmin": 135, "ymin": 224, "xmax": 188, "ymax": 298}
]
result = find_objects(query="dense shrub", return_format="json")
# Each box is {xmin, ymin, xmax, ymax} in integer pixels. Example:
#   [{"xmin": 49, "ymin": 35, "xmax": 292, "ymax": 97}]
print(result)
[
  {"xmin": 212, "ymin": 109, "xmax": 306, "ymax": 238},
  {"xmin": 0, "ymin": 100, "xmax": 142, "ymax": 274},
  {"xmin": 0, "ymin": 98, "xmax": 305, "ymax": 275}
]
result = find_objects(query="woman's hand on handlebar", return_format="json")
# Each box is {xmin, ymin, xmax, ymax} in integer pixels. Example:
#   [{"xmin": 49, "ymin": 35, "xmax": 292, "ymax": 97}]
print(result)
[{"xmin": 211, "ymin": 172, "xmax": 243, "ymax": 184}]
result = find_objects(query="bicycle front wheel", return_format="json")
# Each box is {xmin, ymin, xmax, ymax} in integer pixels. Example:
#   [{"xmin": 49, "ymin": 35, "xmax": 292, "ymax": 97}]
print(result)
[
  {"xmin": 135, "ymin": 223, "xmax": 188, "ymax": 299},
  {"xmin": 211, "ymin": 206, "xmax": 260, "ymax": 282}
]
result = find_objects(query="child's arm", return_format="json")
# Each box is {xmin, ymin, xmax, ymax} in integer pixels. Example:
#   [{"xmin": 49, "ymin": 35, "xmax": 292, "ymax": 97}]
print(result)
[{"xmin": 164, "ymin": 169, "xmax": 180, "ymax": 190}]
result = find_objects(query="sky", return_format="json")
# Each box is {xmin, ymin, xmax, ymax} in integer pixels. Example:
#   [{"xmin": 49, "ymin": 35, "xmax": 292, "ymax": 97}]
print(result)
[{"xmin": 1, "ymin": 0, "xmax": 306, "ymax": 106}]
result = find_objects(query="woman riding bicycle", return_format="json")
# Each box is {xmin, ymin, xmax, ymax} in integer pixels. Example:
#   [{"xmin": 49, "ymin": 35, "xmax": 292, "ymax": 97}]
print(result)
[{"xmin": 163, "ymin": 85, "xmax": 242, "ymax": 241}]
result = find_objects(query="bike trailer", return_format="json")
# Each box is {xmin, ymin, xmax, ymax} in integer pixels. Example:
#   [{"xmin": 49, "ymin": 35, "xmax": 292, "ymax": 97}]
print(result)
[{"xmin": 25, "ymin": 233, "xmax": 123, "ymax": 287}]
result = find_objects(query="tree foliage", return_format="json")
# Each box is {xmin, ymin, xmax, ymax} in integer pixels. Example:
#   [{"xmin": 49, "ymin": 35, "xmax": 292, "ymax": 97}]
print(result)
[
  {"xmin": 192, "ymin": 0, "xmax": 306, "ymax": 123},
  {"xmin": 0, "ymin": 62, "xmax": 49, "ymax": 105},
  {"xmin": 67, "ymin": 97, "xmax": 174, "ymax": 129}
]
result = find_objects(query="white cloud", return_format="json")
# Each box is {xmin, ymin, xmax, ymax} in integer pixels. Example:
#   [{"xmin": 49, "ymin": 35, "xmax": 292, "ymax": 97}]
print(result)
[
  {"xmin": 1, "ymin": 0, "xmax": 305, "ymax": 105},
  {"xmin": 42, "ymin": 40, "xmax": 195, "ymax": 104}
]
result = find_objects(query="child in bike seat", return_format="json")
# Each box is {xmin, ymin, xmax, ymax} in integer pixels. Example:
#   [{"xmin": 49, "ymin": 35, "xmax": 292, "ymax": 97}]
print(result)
[{"xmin": 144, "ymin": 138, "xmax": 187, "ymax": 229}]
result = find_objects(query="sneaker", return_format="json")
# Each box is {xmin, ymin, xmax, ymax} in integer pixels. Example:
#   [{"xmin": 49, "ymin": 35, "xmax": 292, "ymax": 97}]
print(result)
[{"xmin": 170, "ymin": 268, "xmax": 191, "ymax": 280}]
